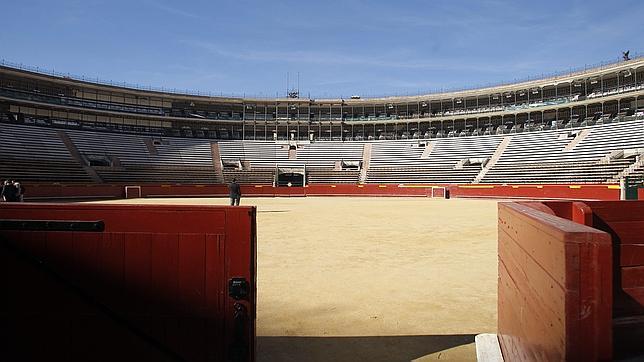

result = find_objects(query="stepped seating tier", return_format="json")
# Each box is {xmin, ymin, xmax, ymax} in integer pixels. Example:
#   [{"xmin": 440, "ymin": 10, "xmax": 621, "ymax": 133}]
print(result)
[{"xmin": 0, "ymin": 120, "xmax": 642, "ymax": 185}]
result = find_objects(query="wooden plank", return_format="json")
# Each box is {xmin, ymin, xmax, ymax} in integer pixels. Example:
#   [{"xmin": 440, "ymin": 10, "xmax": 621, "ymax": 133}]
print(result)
[
  {"xmin": 498, "ymin": 202, "xmax": 612, "ymax": 361},
  {"xmin": 622, "ymin": 266, "xmax": 644, "ymax": 290},
  {"xmin": 178, "ymin": 234, "xmax": 207, "ymax": 316},
  {"xmin": 123, "ymin": 233, "xmax": 152, "ymax": 315},
  {"xmin": 0, "ymin": 203, "xmax": 256, "ymax": 361},
  {"xmin": 621, "ymin": 244, "xmax": 644, "ymax": 267},
  {"xmin": 596, "ymin": 221, "xmax": 644, "ymax": 244},
  {"xmin": 149, "ymin": 233, "xmax": 179, "ymax": 315}
]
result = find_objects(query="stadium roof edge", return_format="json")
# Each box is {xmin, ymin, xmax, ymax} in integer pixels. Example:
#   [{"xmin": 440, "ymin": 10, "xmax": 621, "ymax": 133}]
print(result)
[{"xmin": 1, "ymin": 55, "xmax": 643, "ymax": 104}]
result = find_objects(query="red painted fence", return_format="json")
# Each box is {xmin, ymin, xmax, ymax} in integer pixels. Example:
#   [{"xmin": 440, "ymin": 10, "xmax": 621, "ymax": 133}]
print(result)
[
  {"xmin": 452, "ymin": 184, "xmax": 621, "ymax": 200},
  {"xmin": 0, "ymin": 203, "xmax": 257, "ymax": 362},
  {"xmin": 21, "ymin": 183, "xmax": 624, "ymax": 201},
  {"xmin": 497, "ymin": 202, "xmax": 612, "ymax": 361},
  {"xmin": 499, "ymin": 200, "xmax": 644, "ymax": 360}
]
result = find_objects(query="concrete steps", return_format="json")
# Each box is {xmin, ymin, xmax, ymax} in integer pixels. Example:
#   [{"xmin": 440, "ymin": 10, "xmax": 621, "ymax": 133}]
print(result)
[
  {"xmin": 420, "ymin": 141, "xmax": 435, "ymax": 159},
  {"xmin": 611, "ymin": 155, "xmax": 644, "ymax": 182},
  {"xmin": 57, "ymin": 130, "xmax": 103, "ymax": 183},
  {"xmin": 475, "ymin": 136, "xmax": 512, "ymax": 183},
  {"xmin": 359, "ymin": 143, "xmax": 372, "ymax": 183},
  {"xmin": 210, "ymin": 142, "xmax": 225, "ymax": 183},
  {"xmin": 563, "ymin": 128, "xmax": 592, "ymax": 151}
]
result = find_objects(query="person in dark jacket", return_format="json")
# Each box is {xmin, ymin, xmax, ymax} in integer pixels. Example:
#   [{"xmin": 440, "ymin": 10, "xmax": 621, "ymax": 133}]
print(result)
[
  {"xmin": 15, "ymin": 181, "xmax": 25, "ymax": 202},
  {"xmin": 229, "ymin": 178, "xmax": 241, "ymax": 206},
  {"xmin": 1, "ymin": 180, "xmax": 18, "ymax": 202}
]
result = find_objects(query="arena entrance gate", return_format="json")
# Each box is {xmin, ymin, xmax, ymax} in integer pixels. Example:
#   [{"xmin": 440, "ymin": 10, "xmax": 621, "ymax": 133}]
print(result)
[
  {"xmin": 0, "ymin": 203, "xmax": 257, "ymax": 362},
  {"xmin": 276, "ymin": 165, "xmax": 305, "ymax": 187},
  {"xmin": 623, "ymin": 175, "xmax": 643, "ymax": 200}
]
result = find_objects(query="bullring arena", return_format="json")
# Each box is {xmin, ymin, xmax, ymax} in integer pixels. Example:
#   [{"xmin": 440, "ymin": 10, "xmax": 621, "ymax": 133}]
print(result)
[
  {"xmin": 97, "ymin": 197, "xmax": 499, "ymax": 361},
  {"xmin": 1, "ymin": 54, "xmax": 644, "ymax": 362}
]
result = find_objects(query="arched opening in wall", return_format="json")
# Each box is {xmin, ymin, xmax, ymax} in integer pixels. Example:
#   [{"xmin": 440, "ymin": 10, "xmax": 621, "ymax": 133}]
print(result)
[
  {"xmin": 277, "ymin": 167, "xmax": 305, "ymax": 187},
  {"xmin": 395, "ymin": 123, "xmax": 407, "ymax": 139},
  {"xmin": 603, "ymin": 100, "xmax": 619, "ymax": 119},
  {"xmin": 419, "ymin": 121, "xmax": 430, "ymax": 139},
  {"xmin": 408, "ymin": 123, "xmax": 419, "ymax": 139},
  {"xmin": 636, "ymin": 67, "xmax": 644, "ymax": 88},
  {"xmin": 616, "ymin": 98, "xmax": 637, "ymax": 122},
  {"xmin": 558, "ymin": 107, "xmax": 572, "ymax": 124},
  {"xmin": 513, "ymin": 114, "xmax": 528, "ymax": 133},
  {"xmin": 500, "ymin": 115, "xmax": 513, "ymax": 134},
  {"xmin": 309, "ymin": 122, "xmax": 320, "ymax": 141},
  {"xmin": 587, "ymin": 103, "xmax": 603, "ymax": 122},
  {"xmin": 543, "ymin": 109, "xmax": 558, "ymax": 129},
  {"xmin": 572, "ymin": 105, "xmax": 586, "ymax": 126},
  {"xmin": 465, "ymin": 118, "xmax": 477, "ymax": 136},
  {"xmin": 526, "ymin": 112, "xmax": 539, "ymax": 130},
  {"xmin": 453, "ymin": 119, "xmax": 465, "ymax": 137},
  {"xmin": 434, "ymin": 121, "xmax": 446, "ymax": 138}
]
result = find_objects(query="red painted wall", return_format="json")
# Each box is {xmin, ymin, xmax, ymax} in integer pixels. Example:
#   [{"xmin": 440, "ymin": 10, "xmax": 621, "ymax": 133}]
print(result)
[
  {"xmin": 21, "ymin": 183, "xmax": 622, "ymax": 201},
  {"xmin": 577, "ymin": 201, "xmax": 644, "ymax": 358},
  {"xmin": 498, "ymin": 202, "xmax": 613, "ymax": 361},
  {"xmin": 22, "ymin": 183, "xmax": 442, "ymax": 199},
  {"xmin": 503, "ymin": 200, "xmax": 644, "ymax": 359},
  {"xmin": 0, "ymin": 203, "xmax": 257, "ymax": 362},
  {"xmin": 450, "ymin": 184, "xmax": 620, "ymax": 201}
]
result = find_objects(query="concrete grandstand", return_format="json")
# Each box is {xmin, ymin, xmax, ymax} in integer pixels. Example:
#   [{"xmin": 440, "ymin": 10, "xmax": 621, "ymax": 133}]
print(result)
[{"xmin": 0, "ymin": 57, "xmax": 643, "ymax": 192}]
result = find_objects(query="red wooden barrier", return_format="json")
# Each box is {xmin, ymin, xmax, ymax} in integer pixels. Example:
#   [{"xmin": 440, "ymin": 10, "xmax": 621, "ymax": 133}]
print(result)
[
  {"xmin": 22, "ymin": 183, "xmax": 621, "ymax": 200},
  {"xmin": 497, "ymin": 202, "xmax": 612, "ymax": 361},
  {"xmin": 0, "ymin": 203, "xmax": 256, "ymax": 362},
  {"xmin": 577, "ymin": 201, "xmax": 644, "ymax": 358},
  {"xmin": 453, "ymin": 184, "xmax": 620, "ymax": 200}
]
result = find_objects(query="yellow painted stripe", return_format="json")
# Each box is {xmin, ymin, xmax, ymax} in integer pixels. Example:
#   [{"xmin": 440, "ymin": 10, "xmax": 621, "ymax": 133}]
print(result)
[
  {"xmin": 357, "ymin": 185, "xmax": 364, "ymax": 188},
  {"xmin": 569, "ymin": 185, "xmax": 582, "ymax": 189},
  {"xmin": 607, "ymin": 185, "xmax": 621, "ymax": 189},
  {"xmin": 254, "ymin": 185, "xmax": 263, "ymax": 188},
  {"xmin": 536, "ymin": 186, "xmax": 543, "ymax": 189},
  {"xmin": 459, "ymin": 185, "xmax": 494, "ymax": 189},
  {"xmin": 330, "ymin": 185, "xmax": 336, "ymax": 188},
  {"xmin": 511, "ymin": 186, "xmax": 519, "ymax": 189},
  {"xmin": 398, "ymin": 184, "xmax": 436, "ymax": 188},
  {"xmin": 379, "ymin": 185, "xmax": 388, "ymax": 188}
]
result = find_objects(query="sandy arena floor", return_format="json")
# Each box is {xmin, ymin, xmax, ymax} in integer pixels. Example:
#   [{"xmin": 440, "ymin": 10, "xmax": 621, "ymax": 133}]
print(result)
[{"xmin": 94, "ymin": 197, "xmax": 498, "ymax": 361}]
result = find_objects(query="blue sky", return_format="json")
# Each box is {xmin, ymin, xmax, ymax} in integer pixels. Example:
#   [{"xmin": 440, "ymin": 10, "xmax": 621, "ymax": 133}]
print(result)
[{"xmin": 2, "ymin": 0, "xmax": 642, "ymax": 98}]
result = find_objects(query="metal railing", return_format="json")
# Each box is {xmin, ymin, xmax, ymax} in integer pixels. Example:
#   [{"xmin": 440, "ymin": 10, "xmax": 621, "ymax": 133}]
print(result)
[{"xmin": 1, "ymin": 52, "xmax": 642, "ymax": 100}]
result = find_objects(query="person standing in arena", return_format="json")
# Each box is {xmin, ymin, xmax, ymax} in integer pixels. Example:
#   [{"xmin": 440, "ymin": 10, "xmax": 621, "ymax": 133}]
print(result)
[
  {"xmin": 14, "ymin": 181, "xmax": 25, "ymax": 202},
  {"xmin": 1, "ymin": 180, "xmax": 18, "ymax": 202},
  {"xmin": 229, "ymin": 178, "xmax": 241, "ymax": 206}
]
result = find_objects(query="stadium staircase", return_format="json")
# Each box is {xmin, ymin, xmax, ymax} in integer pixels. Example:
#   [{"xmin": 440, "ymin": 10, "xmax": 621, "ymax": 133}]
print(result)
[
  {"xmin": 420, "ymin": 141, "xmax": 435, "ymax": 159},
  {"xmin": 563, "ymin": 129, "xmax": 592, "ymax": 151},
  {"xmin": 359, "ymin": 143, "xmax": 372, "ymax": 183},
  {"xmin": 56, "ymin": 130, "xmax": 103, "ymax": 183},
  {"xmin": 3, "ymin": 119, "xmax": 644, "ymax": 185},
  {"xmin": 611, "ymin": 154, "xmax": 644, "ymax": 182},
  {"xmin": 474, "ymin": 136, "xmax": 512, "ymax": 183},
  {"xmin": 210, "ymin": 142, "xmax": 225, "ymax": 182},
  {"xmin": 143, "ymin": 138, "xmax": 159, "ymax": 155}
]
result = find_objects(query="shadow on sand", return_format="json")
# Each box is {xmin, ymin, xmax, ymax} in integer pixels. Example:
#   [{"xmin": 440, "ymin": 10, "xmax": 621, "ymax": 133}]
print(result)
[{"xmin": 257, "ymin": 334, "xmax": 476, "ymax": 361}]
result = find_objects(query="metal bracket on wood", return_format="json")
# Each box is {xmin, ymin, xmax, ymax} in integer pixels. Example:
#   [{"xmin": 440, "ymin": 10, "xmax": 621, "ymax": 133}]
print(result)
[{"xmin": 0, "ymin": 219, "xmax": 105, "ymax": 232}]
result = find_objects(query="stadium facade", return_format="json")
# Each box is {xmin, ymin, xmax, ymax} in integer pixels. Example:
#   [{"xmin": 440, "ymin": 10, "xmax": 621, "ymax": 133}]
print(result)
[
  {"xmin": 1, "ymin": 57, "xmax": 643, "ymax": 141},
  {"xmin": 0, "ymin": 57, "xmax": 643, "ymax": 189}
]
